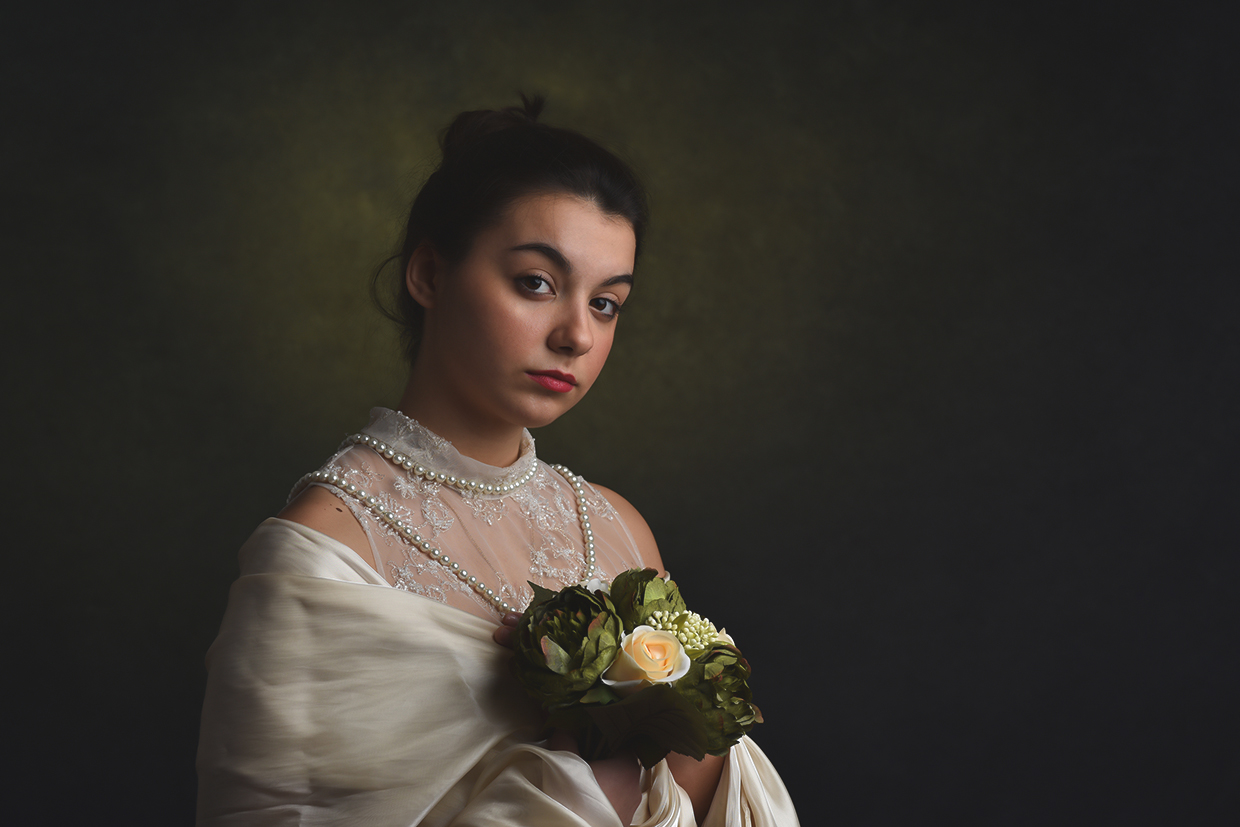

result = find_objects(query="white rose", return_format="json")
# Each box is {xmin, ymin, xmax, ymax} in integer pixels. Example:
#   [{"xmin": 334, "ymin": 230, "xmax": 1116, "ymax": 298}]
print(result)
[
  {"xmin": 715, "ymin": 628, "xmax": 735, "ymax": 646},
  {"xmin": 602, "ymin": 625, "xmax": 691, "ymax": 695},
  {"xmin": 581, "ymin": 577, "xmax": 611, "ymax": 595}
]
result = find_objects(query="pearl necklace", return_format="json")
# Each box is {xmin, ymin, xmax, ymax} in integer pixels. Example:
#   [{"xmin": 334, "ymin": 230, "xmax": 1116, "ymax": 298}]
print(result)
[
  {"xmin": 348, "ymin": 432, "xmax": 538, "ymax": 495},
  {"xmin": 293, "ymin": 434, "xmax": 597, "ymax": 614}
]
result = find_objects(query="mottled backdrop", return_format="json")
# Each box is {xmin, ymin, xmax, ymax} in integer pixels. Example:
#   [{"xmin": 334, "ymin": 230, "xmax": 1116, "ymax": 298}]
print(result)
[{"xmin": 6, "ymin": 1, "xmax": 1237, "ymax": 824}]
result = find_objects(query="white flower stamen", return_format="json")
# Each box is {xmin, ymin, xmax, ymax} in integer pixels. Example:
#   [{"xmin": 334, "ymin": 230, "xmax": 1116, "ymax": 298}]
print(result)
[{"xmin": 645, "ymin": 609, "xmax": 724, "ymax": 651}]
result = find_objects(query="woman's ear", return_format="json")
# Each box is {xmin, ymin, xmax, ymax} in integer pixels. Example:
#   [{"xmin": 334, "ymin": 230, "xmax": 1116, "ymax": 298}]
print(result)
[{"xmin": 405, "ymin": 244, "xmax": 442, "ymax": 309}]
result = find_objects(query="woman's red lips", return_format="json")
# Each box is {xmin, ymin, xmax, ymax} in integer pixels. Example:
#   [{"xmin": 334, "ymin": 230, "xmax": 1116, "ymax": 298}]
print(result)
[{"xmin": 527, "ymin": 370, "xmax": 577, "ymax": 393}]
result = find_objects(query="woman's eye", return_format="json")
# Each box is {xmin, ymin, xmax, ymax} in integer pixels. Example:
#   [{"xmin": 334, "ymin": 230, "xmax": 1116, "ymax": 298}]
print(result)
[
  {"xmin": 517, "ymin": 275, "xmax": 553, "ymax": 295},
  {"xmin": 590, "ymin": 297, "xmax": 622, "ymax": 319}
]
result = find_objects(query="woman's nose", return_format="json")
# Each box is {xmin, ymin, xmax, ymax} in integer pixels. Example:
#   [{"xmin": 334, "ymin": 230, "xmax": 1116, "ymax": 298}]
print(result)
[{"xmin": 548, "ymin": 304, "xmax": 593, "ymax": 356}]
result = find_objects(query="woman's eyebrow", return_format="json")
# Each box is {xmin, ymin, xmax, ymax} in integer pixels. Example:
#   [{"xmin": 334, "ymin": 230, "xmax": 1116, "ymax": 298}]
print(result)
[
  {"xmin": 510, "ymin": 243, "xmax": 634, "ymax": 285},
  {"xmin": 511, "ymin": 242, "xmax": 571, "ymax": 273}
]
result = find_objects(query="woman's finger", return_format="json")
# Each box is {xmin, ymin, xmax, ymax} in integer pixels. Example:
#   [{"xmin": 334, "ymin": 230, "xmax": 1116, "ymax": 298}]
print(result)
[{"xmin": 492, "ymin": 612, "xmax": 522, "ymax": 647}]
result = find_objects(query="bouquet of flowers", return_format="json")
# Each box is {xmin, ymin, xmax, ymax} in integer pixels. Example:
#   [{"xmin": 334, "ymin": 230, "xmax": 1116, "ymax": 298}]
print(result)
[{"xmin": 512, "ymin": 568, "xmax": 761, "ymax": 768}]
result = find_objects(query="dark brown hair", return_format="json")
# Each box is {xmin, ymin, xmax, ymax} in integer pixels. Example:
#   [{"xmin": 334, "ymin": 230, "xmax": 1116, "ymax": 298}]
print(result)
[{"xmin": 374, "ymin": 95, "xmax": 649, "ymax": 364}]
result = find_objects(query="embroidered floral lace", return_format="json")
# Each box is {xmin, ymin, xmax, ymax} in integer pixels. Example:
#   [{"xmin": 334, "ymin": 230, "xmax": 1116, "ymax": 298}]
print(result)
[{"xmin": 289, "ymin": 408, "xmax": 648, "ymax": 621}]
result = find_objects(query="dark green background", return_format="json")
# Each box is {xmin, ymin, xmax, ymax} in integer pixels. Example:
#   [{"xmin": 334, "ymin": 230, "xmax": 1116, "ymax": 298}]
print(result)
[{"xmin": 6, "ymin": 1, "xmax": 1237, "ymax": 824}]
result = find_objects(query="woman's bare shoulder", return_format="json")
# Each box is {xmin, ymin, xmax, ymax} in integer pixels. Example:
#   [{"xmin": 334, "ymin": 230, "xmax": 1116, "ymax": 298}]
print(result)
[
  {"xmin": 590, "ymin": 483, "xmax": 665, "ymax": 575},
  {"xmin": 277, "ymin": 486, "xmax": 378, "ymax": 572}
]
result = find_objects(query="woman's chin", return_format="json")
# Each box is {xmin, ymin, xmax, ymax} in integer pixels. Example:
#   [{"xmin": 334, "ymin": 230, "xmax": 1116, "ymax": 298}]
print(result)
[{"xmin": 519, "ymin": 397, "xmax": 582, "ymax": 430}]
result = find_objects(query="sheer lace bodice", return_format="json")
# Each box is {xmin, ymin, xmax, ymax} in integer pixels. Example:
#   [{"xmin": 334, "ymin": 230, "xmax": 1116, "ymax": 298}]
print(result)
[{"xmin": 289, "ymin": 408, "xmax": 648, "ymax": 621}]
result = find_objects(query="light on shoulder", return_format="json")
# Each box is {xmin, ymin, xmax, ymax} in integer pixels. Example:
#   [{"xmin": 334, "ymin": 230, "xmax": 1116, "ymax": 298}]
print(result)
[
  {"xmin": 277, "ymin": 486, "xmax": 377, "ymax": 572},
  {"xmin": 590, "ymin": 483, "xmax": 665, "ymax": 576}
]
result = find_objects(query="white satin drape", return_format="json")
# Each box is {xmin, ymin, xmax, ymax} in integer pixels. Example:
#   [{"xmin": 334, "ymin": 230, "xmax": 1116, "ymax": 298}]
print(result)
[{"xmin": 196, "ymin": 520, "xmax": 799, "ymax": 826}]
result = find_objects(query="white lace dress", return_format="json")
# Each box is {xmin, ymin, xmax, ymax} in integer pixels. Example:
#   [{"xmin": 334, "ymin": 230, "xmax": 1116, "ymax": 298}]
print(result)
[{"xmin": 289, "ymin": 407, "xmax": 646, "ymax": 619}]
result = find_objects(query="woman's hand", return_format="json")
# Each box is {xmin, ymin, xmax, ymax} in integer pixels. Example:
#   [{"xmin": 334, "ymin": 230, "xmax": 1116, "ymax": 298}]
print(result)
[{"xmin": 491, "ymin": 611, "xmax": 522, "ymax": 648}]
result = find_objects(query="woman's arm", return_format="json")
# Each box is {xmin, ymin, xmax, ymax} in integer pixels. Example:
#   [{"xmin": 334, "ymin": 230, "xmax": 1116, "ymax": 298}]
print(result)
[
  {"xmin": 592, "ymin": 483, "xmax": 727, "ymax": 823},
  {"xmin": 591, "ymin": 483, "xmax": 666, "ymax": 575},
  {"xmin": 278, "ymin": 486, "xmax": 379, "ymax": 572},
  {"xmin": 665, "ymin": 750, "xmax": 726, "ymax": 823}
]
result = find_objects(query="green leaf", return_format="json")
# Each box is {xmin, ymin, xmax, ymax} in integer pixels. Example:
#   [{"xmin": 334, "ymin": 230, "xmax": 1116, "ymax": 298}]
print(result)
[
  {"xmin": 581, "ymin": 684, "xmax": 716, "ymax": 768},
  {"xmin": 630, "ymin": 734, "xmax": 672, "ymax": 770},
  {"xmin": 644, "ymin": 578, "xmax": 668, "ymax": 602},
  {"xmin": 579, "ymin": 685, "xmax": 621, "ymax": 705},
  {"xmin": 528, "ymin": 582, "xmax": 558, "ymax": 608},
  {"xmin": 541, "ymin": 636, "xmax": 572, "ymax": 674}
]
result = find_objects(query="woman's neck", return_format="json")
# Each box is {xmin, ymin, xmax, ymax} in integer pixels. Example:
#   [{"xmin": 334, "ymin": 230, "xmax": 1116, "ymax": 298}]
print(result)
[{"xmin": 396, "ymin": 371, "xmax": 525, "ymax": 468}]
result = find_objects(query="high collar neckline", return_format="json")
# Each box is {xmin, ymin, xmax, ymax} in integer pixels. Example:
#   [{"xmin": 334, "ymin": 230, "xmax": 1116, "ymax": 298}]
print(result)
[{"xmin": 361, "ymin": 408, "xmax": 538, "ymax": 492}]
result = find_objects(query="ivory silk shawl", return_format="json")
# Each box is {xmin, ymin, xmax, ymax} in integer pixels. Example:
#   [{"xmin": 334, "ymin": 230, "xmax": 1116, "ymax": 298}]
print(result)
[{"xmin": 196, "ymin": 520, "xmax": 800, "ymax": 826}]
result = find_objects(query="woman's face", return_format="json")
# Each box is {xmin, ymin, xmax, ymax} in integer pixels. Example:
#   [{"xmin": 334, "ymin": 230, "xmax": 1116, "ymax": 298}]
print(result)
[{"xmin": 412, "ymin": 192, "xmax": 637, "ymax": 434}]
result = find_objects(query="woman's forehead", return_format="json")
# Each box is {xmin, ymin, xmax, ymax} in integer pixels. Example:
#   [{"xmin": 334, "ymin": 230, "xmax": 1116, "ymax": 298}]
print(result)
[{"xmin": 487, "ymin": 193, "xmax": 636, "ymax": 272}]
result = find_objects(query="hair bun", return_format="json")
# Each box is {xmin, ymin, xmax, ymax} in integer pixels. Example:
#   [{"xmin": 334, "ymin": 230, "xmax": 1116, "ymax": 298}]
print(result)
[{"xmin": 440, "ymin": 93, "xmax": 547, "ymax": 161}]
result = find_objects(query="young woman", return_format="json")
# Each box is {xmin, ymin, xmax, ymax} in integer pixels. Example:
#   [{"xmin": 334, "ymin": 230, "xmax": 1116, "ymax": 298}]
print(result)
[{"xmin": 196, "ymin": 99, "xmax": 799, "ymax": 827}]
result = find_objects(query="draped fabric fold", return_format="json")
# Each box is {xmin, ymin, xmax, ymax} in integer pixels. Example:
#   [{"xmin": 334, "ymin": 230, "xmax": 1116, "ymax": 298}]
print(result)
[{"xmin": 197, "ymin": 521, "xmax": 798, "ymax": 826}]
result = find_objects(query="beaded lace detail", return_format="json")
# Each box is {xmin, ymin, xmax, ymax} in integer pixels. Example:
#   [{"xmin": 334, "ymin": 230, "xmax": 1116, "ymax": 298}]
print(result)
[{"xmin": 290, "ymin": 409, "xmax": 646, "ymax": 621}]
